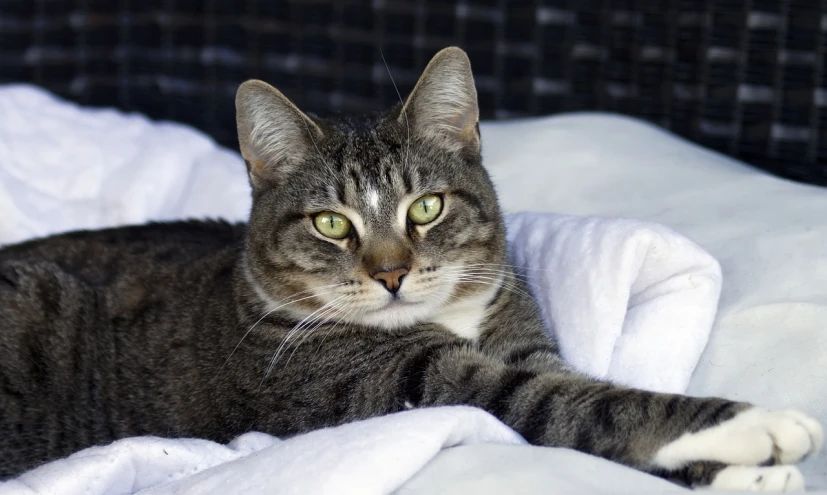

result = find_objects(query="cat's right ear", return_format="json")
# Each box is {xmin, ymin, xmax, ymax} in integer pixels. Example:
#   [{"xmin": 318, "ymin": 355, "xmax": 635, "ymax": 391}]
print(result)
[
  {"xmin": 235, "ymin": 80, "xmax": 322, "ymax": 188},
  {"xmin": 399, "ymin": 47, "xmax": 480, "ymax": 154}
]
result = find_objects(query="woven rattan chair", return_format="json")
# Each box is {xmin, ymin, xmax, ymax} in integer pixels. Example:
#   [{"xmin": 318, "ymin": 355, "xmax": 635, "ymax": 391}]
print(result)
[{"xmin": 2, "ymin": 0, "xmax": 824, "ymax": 185}]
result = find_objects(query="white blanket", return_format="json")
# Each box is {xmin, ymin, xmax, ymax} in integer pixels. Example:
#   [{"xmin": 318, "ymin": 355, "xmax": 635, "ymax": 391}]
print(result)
[
  {"xmin": 1, "ymin": 407, "xmax": 524, "ymax": 495},
  {"xmin": 0, "ymin": 85, "xmax": 722, "ymax": 493},
  {"xmin": 507, "ymin": 214, "xmax": 721, "ymax": 393}
]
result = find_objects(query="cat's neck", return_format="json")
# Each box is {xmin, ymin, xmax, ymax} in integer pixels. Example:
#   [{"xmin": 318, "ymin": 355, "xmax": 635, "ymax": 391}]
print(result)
[{"xmin": 427, "ymin": 271, "xmax": 506, "ymax": 340}]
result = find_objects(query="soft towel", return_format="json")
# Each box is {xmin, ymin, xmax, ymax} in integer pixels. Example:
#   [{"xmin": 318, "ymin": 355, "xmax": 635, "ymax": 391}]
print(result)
[
  {"xmin": 507, "ymin": 213, "xmax": 722, "ymax": 393},
  {"xmin": 0, "ymin": 85, "xmax": 251, "ymax": 245},
  {"xmin": 0, "ymin": 407, "xmax": 525, "ymax": 495},
  {"xmin": 0, "ymin": 85, "xmax": 722, "ymax": 493}
]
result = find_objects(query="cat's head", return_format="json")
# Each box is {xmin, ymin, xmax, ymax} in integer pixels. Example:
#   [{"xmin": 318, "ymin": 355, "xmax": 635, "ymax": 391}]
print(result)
[{"xmin": 236, "ymin": 47, "xmax": 506, "ymax": 331}]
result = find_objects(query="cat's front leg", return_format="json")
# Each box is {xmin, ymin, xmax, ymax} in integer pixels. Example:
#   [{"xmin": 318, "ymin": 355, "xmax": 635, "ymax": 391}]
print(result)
[
  {"xmin": 488, "ymin": 372, "xmax": 823, "ymax": 492},
  {"xmin": 250, "ymin": 324, "xmax": 821, "ymax": 492},
  {"xmin": 427, "ymin": 355, "xmax": 819, "ymax": 492}
]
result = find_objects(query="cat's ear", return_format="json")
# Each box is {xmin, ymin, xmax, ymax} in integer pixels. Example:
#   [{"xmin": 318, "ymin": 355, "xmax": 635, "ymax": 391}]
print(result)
[
  {"xmin": 235, "ymin": 80, "xmax": 322, "ymax": 187},
  {"xmin": 400, "ymin": 47, "xmax": 480, "ymax": 153}
]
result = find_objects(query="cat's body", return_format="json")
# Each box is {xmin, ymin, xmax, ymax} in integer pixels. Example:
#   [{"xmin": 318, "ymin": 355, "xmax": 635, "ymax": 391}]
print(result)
[
  {"xmin": 0, "ymin": 219, "xmax": 550, "ymax": 474},
  {"xmin": 0, "ymin": 221, "xmax": 246, "ymax": 465},
  {"xmin": 0, "ymin": 48, "xmax": 821, "ymax": 490}
]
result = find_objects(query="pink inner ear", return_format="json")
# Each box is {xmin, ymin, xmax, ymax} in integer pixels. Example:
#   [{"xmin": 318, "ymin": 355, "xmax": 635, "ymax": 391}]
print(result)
[
  {"xmin": 238, "ymin": 138, "xmax": 258, "ymax": 162},
  {"xmin": 452, "ymin": 109, "xmax": 477, "ymax": 129},
  {"xmin": 447, "ymin": 108, "xmax": 480, "ymax": 144},
  {"xmin": 448, "ymin": 112, "xmax": 468, "ymax": 131},
  {"xmin": 248, "ymin": 159, "xmax": 267, "ymax": 175}
]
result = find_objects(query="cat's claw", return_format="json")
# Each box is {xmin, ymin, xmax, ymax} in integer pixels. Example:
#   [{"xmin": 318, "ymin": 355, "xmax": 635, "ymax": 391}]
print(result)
[
  {"xmin": 707, "ymin": 466, "xmax": 805, "ymax": 492},
  {"xmin": 655, "ymin": 408, "xmax": 823, "ymax": 469}
]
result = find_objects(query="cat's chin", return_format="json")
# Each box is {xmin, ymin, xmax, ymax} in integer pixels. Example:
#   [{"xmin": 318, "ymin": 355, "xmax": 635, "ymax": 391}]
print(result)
[{"xmin": 357, "ymin": 299, "xmax": 439, "ymax": 330}]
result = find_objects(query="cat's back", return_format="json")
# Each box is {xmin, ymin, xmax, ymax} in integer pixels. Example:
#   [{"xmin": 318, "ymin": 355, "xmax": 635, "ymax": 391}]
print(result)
[
  {"xmin": 0, "ymin": 219, "xmax": 245, "ymax": 355},
  {"xmin": 0, "ymin": 219, "xmax": 247, "ymax": 361},
  {"xmin": 1, "ymin": 220, "xmax": 246, "ymax": 278}
]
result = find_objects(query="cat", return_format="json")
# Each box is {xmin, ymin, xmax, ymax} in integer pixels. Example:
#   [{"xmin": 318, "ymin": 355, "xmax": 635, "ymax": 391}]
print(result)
[{"xmin": 0, "ymin": 47, "xmax": 821, "ymax": 491}]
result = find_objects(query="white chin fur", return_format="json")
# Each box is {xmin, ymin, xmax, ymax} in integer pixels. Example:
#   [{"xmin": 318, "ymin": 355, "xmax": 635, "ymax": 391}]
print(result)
[{"xmin": 356, "ymin": 300, "xmax": 442, "ymax": 329}]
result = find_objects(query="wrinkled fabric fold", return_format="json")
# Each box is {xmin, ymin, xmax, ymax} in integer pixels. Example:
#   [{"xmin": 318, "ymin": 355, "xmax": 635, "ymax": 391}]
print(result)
[
  {"xmin": 507, "ymin": 213, "xmax": 721, "ymax": 394},
  {"xmin": 0, "ymin": 407, "xmax": 525, "ymax": 495}
]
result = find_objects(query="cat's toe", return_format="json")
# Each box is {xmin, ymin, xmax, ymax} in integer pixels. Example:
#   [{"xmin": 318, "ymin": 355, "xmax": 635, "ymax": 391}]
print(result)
[
  {"xmin": 654, "ymin": 408, "xmax": 823, "ymax": 469},
  {"xmin": 765, "ymin": 409, "xmax": 821, "ymax": 464},
  {"xmin": 780, "ymin": 409, "xmax": 824, "ymax": 461},
  {"xmin": 708, "ymin": 466, "xmax": 804, "ymax": 492}
]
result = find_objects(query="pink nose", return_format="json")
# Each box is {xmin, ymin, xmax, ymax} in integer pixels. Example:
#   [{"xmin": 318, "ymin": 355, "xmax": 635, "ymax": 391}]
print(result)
[{"xmin": 372, "ymin": 267, "xmax": 409, "ymax": 294}]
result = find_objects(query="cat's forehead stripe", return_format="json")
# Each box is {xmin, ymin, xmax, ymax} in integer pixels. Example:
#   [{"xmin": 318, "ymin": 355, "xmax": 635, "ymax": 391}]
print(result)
[
  {"xmin": 338, "ymin": 154, "xmax": 406, "ymax": 205},
  {"xmin": 366, "ymin": 188, "xmax": 380, "ymax": 212}
]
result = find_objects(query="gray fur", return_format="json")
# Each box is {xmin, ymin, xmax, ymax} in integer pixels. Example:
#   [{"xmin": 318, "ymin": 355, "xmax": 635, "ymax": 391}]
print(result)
[{"xmin": 0, "ymin": 47, "xmax": 754, "ymax": 486}]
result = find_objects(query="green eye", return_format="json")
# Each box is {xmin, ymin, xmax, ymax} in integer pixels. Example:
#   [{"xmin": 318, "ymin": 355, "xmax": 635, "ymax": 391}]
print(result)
[
  {"xmin": 407, "ymin": 194, "xmax": 443, "ymax": 225},
  {"xmin": 313, "ymin": 212, "xmax": 352, "ymax": 239}
]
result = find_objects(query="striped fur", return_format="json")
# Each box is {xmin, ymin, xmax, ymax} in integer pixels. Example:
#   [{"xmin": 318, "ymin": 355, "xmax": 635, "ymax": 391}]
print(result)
[{"xmin": 0, "ymin": 48, "xmax": 820, "ymax": 490}]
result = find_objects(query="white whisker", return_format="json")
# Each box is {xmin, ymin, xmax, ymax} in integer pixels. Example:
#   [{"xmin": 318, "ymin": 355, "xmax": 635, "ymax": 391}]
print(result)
[
  {"xmin": 310, "ymin": 304, "xmax": 358, "ymax": 361},
  {"xmin": 285, "ymin": 300, "xmax": 355, "ymax": 367},
  {"xmin": 267, "ymin": 299, "xmax": 343, "ymax": 367},
  {"xmin": 217, "ymin": 283, "xmax": 348, "ymax": 375},
  {"xmin": 448, "ymin": 274, "xmax": 535, "ymax": 302},
  {"xmin": 442, "ymin": 266, "xmax": 542, "ymax": 291},
  {"xmin": 457, "ymin": 262, "xmax": 554, "ymax": 273},
  {"xmin": 285, "ymin": 300, "xmax": 349, "ymax": 357},
  {"xmin": 262, "ymin": 295, "xmax": 348, "ymax": 384},
  {"xmin": 380, "ymin": 48, "xmax": 411, "ymax": 172}
]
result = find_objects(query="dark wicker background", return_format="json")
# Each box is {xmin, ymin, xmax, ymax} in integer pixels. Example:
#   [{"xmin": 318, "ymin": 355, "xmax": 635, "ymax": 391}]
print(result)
[{"xmin": 2, "ymin": 0, "xmax": 826, "ymax": 186}]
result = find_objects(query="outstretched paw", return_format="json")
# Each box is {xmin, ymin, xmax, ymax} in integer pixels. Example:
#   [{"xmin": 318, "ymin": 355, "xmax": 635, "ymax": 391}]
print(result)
[
  {"xmin": 655, "ymin": 408, "xmax": 823, "ymax": 469},
  {"xmin": 707, "ymin": 466, "xmax": 804, "ymax": 492}
]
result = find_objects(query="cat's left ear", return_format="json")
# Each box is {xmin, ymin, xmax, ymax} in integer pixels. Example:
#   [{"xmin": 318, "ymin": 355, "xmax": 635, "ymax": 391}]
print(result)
[{"xmin": 399, "ymin": 47, "xmax": 480, "ymax": 153}]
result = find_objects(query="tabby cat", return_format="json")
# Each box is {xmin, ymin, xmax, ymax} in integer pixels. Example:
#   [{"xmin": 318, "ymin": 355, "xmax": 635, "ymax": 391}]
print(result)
[{"xmin": 0, "ymin": 47, "xmax": 821, "ymax": 491}]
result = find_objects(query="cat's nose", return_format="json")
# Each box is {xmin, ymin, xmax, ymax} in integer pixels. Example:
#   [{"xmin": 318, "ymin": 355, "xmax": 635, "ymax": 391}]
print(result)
[{"xmin": 371, "ymin": 266, "xmax": 409, "ymax": 294}]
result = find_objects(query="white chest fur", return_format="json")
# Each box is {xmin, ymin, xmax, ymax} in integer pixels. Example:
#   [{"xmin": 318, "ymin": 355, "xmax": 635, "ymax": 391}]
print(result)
[{"xmin": 429, "ymin": 283, "xmax": 499, "ymax": 340}]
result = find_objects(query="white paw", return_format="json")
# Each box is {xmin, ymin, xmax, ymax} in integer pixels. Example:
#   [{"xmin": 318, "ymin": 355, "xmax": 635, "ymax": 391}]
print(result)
[
  {"xmin": 654, "ymin": 408, "xmax": 823, "ymax": 469},
  {"xmin": 708, "ymin": 466, "xmax": 804, "ymax": 492}
]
